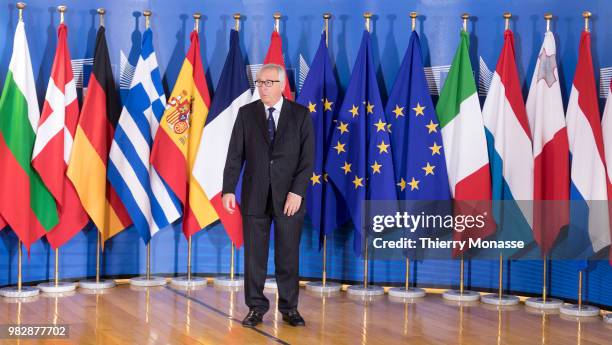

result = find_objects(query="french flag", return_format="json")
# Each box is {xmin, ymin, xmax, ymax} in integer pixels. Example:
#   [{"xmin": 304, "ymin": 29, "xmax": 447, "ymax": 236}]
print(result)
[
  {"xmin": 482, "ymin": 29, "xmax": 534, "ymax": 250},
  {"xmin": 192, "ymin": 30, "xmax": 251, "ymax": 247},
  {"xmin": 565, "ymin": 30, "xmax": 610, "ymax": 261}
]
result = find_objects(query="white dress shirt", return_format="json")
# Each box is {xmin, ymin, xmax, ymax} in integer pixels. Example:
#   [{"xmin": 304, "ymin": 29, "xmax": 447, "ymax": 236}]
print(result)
[{"xmin": 264, "ymin": 97, "xmax": 283, "ymax": 129}]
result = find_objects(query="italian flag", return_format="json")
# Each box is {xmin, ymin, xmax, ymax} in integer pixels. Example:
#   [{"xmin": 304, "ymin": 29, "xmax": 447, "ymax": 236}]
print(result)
[
  {"xmin": 0, "ymin": 21, "xmax": 58, "ymax": 250},
  {"xmin": 436, "ymin": 30, "xmax": 495, "ymax": 249}
]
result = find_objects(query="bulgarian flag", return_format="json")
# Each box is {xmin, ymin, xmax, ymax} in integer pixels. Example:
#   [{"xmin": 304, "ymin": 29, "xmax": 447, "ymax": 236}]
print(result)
[
  {"xmin": 252, "ymin": 30, "xmax": 293, "ymax": 101},
  {"xmin": 436, "ymin": 30, "xmax": 494, "ymax": 251},
  {"xmin": 32, "ymin": 23, "xmax": 89, "ymax": 249},
  {"xmin": 150, "ymin": 30, "xmax": 216, "ymax": 238},
  {"xmin": 0, "ymin": 21, "xmax": 59, "ymax": 250}
]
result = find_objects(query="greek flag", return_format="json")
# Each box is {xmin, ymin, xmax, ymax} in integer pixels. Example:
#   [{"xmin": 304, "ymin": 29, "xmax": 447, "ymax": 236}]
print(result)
[{"xmin": 108, "ymin": 28, "xmax": 181, "ymax": 243}]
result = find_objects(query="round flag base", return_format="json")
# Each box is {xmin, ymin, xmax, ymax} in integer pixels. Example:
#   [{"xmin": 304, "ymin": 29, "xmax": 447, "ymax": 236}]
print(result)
[
  {"xmin": 37, "ymin": 282, "xmax": 77, "ymax": 293},
  {"xmin": 170, "ymin": 276, "xmax": 206, "ymax": 288},
  {"xmin": 305, "ymin": 281, "xmax": 342, "ymax": 294},
  {"xmin": 481, "ymin": 294, "xmax": 520, "ymax": 306},
  {"xmin": 79, "ymin": 279, "xmax": 116, "ymax": 290},
  {"xmin": 525, "ymin": 297, "xmax": 563, "ymax": 310},
  {"xmin": 347, "ymin": 285, "xmax": 385, "ymax": 297},
  {"xmin": 442, "ymin": 289, "xmax": 480, "ymax": 302},
  {"xmin": 264, "ymin": 278, "xmax": 277, "ymax": 290},
  {"xmin": 604, "ymin": 314, "xmax": 612, "ymax": 324},
  {"xmin": 213, "ymin": 276, "xmax": 244, "ymax": 287},
  {"xmin": 0, "ymin": 286, "xmax": 40, "ymax": 298},
  {"xmin": 559, "ymin": 304, "xmax": 600, "ymax": 317},
  {"xmin": 388, "ymin": 287, "xmax": 426, "ymax": 299},
  {"xmin": 130, "ymin": 276, "xmax": 167, "ymax": 287}
]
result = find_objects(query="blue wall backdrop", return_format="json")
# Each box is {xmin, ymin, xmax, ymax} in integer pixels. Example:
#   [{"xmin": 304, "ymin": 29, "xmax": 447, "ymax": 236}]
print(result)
[{"xmin": 0, "ymin": 0, "xmax": 611, "ymax": 308}]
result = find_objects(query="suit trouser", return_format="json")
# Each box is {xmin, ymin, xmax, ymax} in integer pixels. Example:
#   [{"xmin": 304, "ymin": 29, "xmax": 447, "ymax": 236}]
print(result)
[{"xmin": 243, "ymin": 190, "xmax": 304, "ymax": 314}]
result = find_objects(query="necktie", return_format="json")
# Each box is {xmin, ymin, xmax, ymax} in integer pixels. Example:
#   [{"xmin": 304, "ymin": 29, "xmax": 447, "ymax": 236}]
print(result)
[{"xmin": 267, "ymin": 107, "xmax": 276, "ymax": 142}]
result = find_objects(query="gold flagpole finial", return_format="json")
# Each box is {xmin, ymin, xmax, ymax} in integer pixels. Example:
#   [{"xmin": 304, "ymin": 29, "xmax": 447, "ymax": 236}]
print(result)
[
  {"xmin": 273, "ymin": 12, "xmax": 281, "ymax": 33},
  {"xmin": 364, "ymin": 12, "xmax": 372, "ymax": 33},
  {"xmin": 462, "ymin": 13, "xmax": 469, "ymax": 32},
  {"xmin": 323, "ymin": 13, "xmax": 331, "ymax": 47},
  {"xmin": 410, "ymin": 12, "xmax": 417, "ymax": 32},
  {"xmin": 544, "ymin": 13, "xmax": 552, "ymax": 32},
  {"xmin": 17, "ymin": 2, "xmax": 25, "ymax": 22},
  {"xmin": 143, "ymin": 10, "xmax": 151, "ymax": 30},
  {"xmin": 503, "ymin": 12, "xmax": 511, "ymax": 30},
  {"xmin": 583, "ymin": 11, "xmax": 591, "ymax": 32},
  {"xmin": 58, "ymin": 5, "xmax": 66, "ymax": 24},
  {"xmin": 97, "ymin": 8, "xmax": 105, "ymax": 27},
  {"xmin": 233, "ymin": 13, "xmax": 241, "ymax": 31},
  {"xmin": 193, "ymin": 12, "xmax": 201, "ymax": 33}
]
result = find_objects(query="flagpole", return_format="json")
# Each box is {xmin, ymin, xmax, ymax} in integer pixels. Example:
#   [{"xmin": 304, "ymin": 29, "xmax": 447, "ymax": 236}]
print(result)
[
  {"xmin": 214, "ymin": 13, "xmax": 245, "ymax": 290},
  {"xmin": 305, "ymin": 12, "xmax": 341, "ymax": 295},
  {"xmin": 346, "ymin": 11, "xmax": 385, "ymax": 299},
  {"xmin": 0, "ymin": 4, "xmax": 35, "ymax": 299},
  {"xmin": 441, "ymin": 14, "xmax": 480, "ymax": 304},
  {"xmin": 480, "ymin": 13, "xmax": 520, "ymax": 307},
  {"xmin": 561, "ymin": 9, "xmax": 600, "ymax": 311},
  {"xmin": 389, "ymin": 11, "xmax": 426, "ymax": 301},
  {"xmin": 169, "ymin": 11, "xmax": 208, "ymax": 289}
]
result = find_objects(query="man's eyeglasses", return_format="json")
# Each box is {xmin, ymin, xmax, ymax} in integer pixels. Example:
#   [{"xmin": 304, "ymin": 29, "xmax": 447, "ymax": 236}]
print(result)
[{"xmin": 255, "ymin": 80, "xmax": 280, "ymax": 87}]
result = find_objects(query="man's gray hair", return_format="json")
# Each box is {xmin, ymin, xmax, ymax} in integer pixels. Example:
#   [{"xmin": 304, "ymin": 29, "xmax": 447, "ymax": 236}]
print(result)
[{"xmin": 256, "ymin": 63, "xmax": 286, "ymax": 89}]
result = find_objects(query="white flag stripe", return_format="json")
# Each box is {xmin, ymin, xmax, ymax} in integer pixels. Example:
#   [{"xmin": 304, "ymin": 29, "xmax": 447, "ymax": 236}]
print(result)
[
  {"xmin": 63, "ymin": 127, "xmax": 73, "ymax": 164},
  {"xmin": 150, "ymin": 168, "xmax": 180, "ymax": 228},
  {"xmin": 567, "ymin": 87, "xmax": 609, "ymax": 201},
  {"xmin": 10, "ymin": 22, "xmax": 39, "ymax": 132},
  {"xmin": 115, "ymin": 107, "xmax": 152, "ymax": 164},
  {"xmin": 441, "ymin": 93, "xmax": 488, "ymax": 197},
  {"xmin": 194, "ymin": 90, "xmax": 251, "ymax": 196}
]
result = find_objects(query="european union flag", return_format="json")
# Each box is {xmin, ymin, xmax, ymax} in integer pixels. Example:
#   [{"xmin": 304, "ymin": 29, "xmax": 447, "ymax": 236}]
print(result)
[
  {"xmin": 297, "ymin": 33, "xmax": 349, "ymax": 248},
  {"xmin": 325, "ymin": 30, "xmax": 397, "ymax": 255},
  {"xmin": 386, "ymin": 31, "xmax": 451, "ymax": 201}
]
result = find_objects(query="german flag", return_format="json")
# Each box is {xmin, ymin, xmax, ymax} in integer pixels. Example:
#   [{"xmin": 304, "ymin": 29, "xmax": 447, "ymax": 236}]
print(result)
[
  {"xmin": 67, "ymin": 26, "xmax": 131, "ymax": 244},
  {"xmin": 151, "ymin": 30, "xmax": 216, "ymax": 238}
]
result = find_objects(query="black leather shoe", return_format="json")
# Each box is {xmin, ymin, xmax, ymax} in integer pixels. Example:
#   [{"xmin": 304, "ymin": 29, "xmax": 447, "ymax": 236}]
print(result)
[
  {"xmin": 282, "ymin": 309, "xmax": 305, "ymax": 327},
  {"xmin": 242, "ymin": 310, "xmax": 264, "ymax": 327}
]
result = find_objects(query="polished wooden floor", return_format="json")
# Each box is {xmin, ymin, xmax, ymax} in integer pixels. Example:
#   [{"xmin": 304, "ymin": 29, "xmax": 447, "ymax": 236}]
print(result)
[{"xmin": 1, "ymin": 281, "xmax": 611, "ymax": 345}]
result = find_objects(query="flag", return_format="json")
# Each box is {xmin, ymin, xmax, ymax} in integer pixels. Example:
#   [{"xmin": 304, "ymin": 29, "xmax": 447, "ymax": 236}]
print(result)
[
  {"xmin": 150, "ymin": 29, "xmax": 216, "ymax": 238},
  {"xmin": 192, "ymin": 29, "xmax": 251, "ymax": 247},
  {"xmin": 252, "ymin": 31, "xmax": 293, "ymax": 101},
  {"xmin": 325, "ymin": 30, "xmax": 396, "ymax": 255},
  {"xmin": 0, "ymin": 21, "xmax": 58, "ymax": 251},
  {"xmin": 31, "ymin": 23, "xmax": 88, "ymax": 249},
  {"xmin": 386, "ymin": 31, "xmax": 451, "ymax": 201},
  {"xmin": 564, "ymin": 30, "xmax": 610, "ymax": 263},
  {"xmin": 296, "ymin": 33, "xmax": 348, "ymax": 248},
  {"xmin": 436, "ymin": 30, "xmax": 494, "ymax": 251},
  {"xmin": 526, "ymin": 31, "xmax": 570, "ymax": 255},
  {"xmin": 108, "ymin": 28, "xmax": 181, "ymax": 244},
  {"xmin": 67, "ymin": 26, "xmax": 132, "ymax": 244},
  {"xmin": 602, "ymin": 81, "xmax": 612, "ymax": 267}
]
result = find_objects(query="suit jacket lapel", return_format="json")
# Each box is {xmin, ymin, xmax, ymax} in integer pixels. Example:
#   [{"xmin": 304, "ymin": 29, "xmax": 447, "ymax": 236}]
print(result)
[{"xmin": 254, "ymin": 100, "xmax": 271, "ymax": 145}]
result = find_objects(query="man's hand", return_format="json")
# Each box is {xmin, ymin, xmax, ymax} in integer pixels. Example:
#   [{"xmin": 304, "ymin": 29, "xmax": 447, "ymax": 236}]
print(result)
[
  {"xmin": 222, "ymin": 193, "xmax": 237, "ymax": 214},
  {"xmin": 283, "ymin": 192, "xmax": 302, "ymax": 216}
]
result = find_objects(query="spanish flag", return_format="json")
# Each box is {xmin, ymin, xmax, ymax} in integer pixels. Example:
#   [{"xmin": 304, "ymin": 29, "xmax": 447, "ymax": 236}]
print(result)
[
  {"xmin": 150, "ymin": 30, "xmax": 216, "ymax": 238},
  {"xmin": 67, "ymin": 26, "xmax": 131, "ymax": 244}
]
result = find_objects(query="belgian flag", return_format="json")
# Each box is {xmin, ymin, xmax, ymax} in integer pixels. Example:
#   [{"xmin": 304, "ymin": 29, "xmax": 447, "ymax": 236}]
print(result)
[{"xmin": 67, "ymin": 26, "xmax": 131, "ymax": 244}]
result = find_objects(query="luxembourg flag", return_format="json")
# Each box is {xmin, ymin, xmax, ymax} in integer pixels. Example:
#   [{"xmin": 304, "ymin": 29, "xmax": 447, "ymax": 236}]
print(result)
[
  {"xmin": 565, "ymin": 30, "xmax": 610, "ymax": 261},
  {"xmin": 525, "ymin": 31, "xmax": 570, "ymax": 255},
  {"xmin": 192, "ymin": 29, "xmax": 251, "ymax": 248},
  {"xmin": 482, "ymin": 29, "xmax": 534, "ymax": 249}
]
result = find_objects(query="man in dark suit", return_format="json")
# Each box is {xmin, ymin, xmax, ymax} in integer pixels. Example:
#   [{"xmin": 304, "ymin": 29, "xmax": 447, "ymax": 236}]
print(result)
[{"xmin": 222, "ymin": 64, "xmax": 314, "ymax": 328}]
